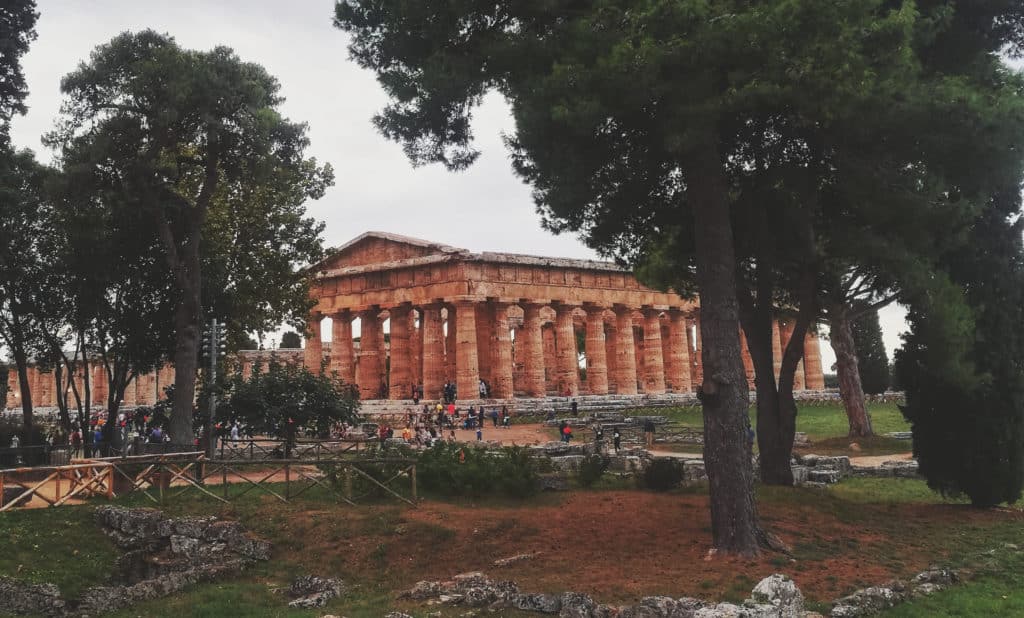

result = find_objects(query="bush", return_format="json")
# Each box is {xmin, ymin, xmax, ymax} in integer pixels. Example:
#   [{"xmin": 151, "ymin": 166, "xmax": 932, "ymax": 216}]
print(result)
[
  {"xmin": 577, "ymin": 454, "xmax": 609, "ymax": 487},
  {"xmin": 643, "ymin": 458, "xmax": 684, "ymax": 491},
  {"xmin": 415, "ymin": 442, "xmax": 538, "ymax": 498}
]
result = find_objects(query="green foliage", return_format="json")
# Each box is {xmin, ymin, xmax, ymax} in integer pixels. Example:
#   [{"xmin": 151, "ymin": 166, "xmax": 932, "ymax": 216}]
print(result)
[
  {"xmin": 576, "ymin": 454, "xmax": 609, "ymax": 488},
  {"xmin": 851, "ymin": 308, "xmax": 890, "ymax": 394},
  {"xmin": 414, "ymin": 442, "xmax": 538, "ymax": 498},
  {"xmin": 642, "ymin": 458, "xmax": 684, "ymax": 492},
  {"xmin": 0, "ymin": 0, "xmax": 38, "ymax": 134},
  {"xmin": 897, "ymin": 200, "xmax": 1024, "ymax": 507},
  {"xmin": 217, "ymin": 359, "xmax": 360, "ymax": 439},
  {"xmin": 280, "ymin": 330, "xmax": 302, "ymax": 349}
]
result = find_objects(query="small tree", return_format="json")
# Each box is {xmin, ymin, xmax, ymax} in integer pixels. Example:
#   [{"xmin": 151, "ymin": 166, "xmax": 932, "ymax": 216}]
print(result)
[
  {"xmin": 851, "ymin": 308, "xmax": 890, "ymax": 395},
  {"xmin": 217, "ymin": 360, "xmax": 359, "ymax": 451},
  {"xmin": 280, "ymin": 331, "xmax": 302, "ymax": 349}
]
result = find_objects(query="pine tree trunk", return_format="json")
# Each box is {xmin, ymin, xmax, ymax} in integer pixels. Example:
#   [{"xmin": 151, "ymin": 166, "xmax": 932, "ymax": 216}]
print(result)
[
  {"xmin": 169, "ymin": 285, "xmax": 201, "ymax": 449},
  {"xmin": 688, "ymin": 134, "xmax": 761, "ymax": 556},
  {"xmin": 830, "ymin": 308, "xmax": 872, "ymax": 437},
  {"xmin": 12, "ymin": 346, "xmax": 33, "ymax": 430}
]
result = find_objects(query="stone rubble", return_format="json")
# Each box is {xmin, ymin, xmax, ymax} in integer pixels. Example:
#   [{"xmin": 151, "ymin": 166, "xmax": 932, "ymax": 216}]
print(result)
[
  {"xmin": 401, "ymin": 571, "xmax": 804, "ymax": 617},
  {"xmin": 286, "ymin": 575, "xmax": 346, "ymax": 608}
]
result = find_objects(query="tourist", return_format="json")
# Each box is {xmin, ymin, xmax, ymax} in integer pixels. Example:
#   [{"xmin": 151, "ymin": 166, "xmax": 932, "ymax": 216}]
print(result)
[
  {"xmin": 402, "ymin": 425, "xmax": 412, "ymax": 442},
  {"xmin": 70, "ymin": 427, "xmax": 82, "ymax": 458},
  {"xmin": 491, "ymin": 407, "xmax": 499, "ymax": 427},
  {"xmin": 613, "ymin": 428, "xmax": 621, "ymax": 453},
  {"xmin": 501, "ymin": 406, "xmax": 509, "ymax": 428},
  {"xmin": 476, "ymin": 426, "xmax": 483, "ymax": 441},
  {"xmin": 478, "ymin": 379, "xmax": 487, "ymax": 398},
  {"xmin": 558, "ymin": 420, "xmax": 567, "ymax": 442},
  {"xmin": 595, "ymin": 423, "xmax": 604, "ymax": 445},
  {"xmin": 643, "ymin": 419, "xmax": 656, "ymax": 449},
  {"xmin": 412, "ymin": 383, "xmax": 420, "ymax": 404},
  {"xmin": 477, "ymin": 407, "xmax": 484, "ymax": 429},
  {"xmin": 563, "ymin": 424, "xmax": 573, "ymax": 443},
  {"xmin": 571, "ymin": 399, "xmax": 578, "ymax": 417}
]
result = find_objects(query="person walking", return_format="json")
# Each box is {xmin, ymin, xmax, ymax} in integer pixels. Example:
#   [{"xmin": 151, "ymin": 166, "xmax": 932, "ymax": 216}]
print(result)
[
  {"xmin": 613, "ymin": 427, "xmax": 621, "ymax": 453},
  {"xmin": 491, "ymin": 408, "xmax": 499, "ymax": 427},
  {"xmin": 643, "ymin": 419, "xmax": 656, "ymax": 449}
]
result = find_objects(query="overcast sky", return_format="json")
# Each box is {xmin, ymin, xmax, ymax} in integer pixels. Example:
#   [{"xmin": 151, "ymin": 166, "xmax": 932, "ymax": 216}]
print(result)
[{"xmin": 9, "ymin": 0, "xmax": 919, "ymax": 370}]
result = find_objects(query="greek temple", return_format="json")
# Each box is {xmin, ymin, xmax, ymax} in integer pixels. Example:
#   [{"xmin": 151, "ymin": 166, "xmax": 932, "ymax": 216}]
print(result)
[{"xmin": 298, "ymin": 232, "xmax": 825, "ymax": 403}]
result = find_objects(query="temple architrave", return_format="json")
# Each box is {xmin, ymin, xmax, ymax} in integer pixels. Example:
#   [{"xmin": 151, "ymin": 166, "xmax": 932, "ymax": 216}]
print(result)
[{"xmin": 302, "ymin": 232, "xmax": 826, "ymax": 402}]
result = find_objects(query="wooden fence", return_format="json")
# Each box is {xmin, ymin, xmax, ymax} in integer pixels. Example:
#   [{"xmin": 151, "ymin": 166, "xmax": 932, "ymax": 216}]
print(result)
[{"xmin": 0, "ymin": 452, "xmax": 417, "ymax": 512}]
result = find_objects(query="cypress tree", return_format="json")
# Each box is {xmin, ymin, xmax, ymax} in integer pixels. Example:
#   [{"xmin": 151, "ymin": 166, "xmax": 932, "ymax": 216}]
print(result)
[
  {"xmin": 851, "ymin": 308, "xmax": 890, "ymax": 395},
  {"xmin": 897, "ymin": 199, "xmax": 1024, "ymax": 507}
]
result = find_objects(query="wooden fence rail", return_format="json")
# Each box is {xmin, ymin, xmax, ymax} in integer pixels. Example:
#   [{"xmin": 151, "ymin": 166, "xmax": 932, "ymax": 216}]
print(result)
[{"xmin": 0, "ymin": 453, "xmax": 417, "ymax": 512}]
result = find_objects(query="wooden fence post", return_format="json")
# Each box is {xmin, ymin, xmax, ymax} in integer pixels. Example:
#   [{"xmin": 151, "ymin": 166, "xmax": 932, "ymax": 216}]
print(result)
[
  {"xmin": 344, "ymin": 464, "xmax": 353, "ymax": 501},
  {"xmin": 284, "ymin": 461, "xmax": 291, "ymax": 501},
  {"xmin": 222, "ymin": 463, "xmax": 228, "ymax": 499},
  {"xmin": 410, "ymin": 464, "xmax": 417, "ymax": 502}
]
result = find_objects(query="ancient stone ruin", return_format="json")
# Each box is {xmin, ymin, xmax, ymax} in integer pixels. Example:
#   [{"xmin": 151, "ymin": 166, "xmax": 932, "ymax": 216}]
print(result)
[{"xmin": 0, "ymin": 506, "xmax": 270, "ymax": 617}]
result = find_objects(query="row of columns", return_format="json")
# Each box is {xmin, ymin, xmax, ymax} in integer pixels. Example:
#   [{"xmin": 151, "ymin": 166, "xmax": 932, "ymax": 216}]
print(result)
[
  {"xmin": 4, "ymin": 364, "xmax": 175, "ymax": 409},
  {"xmin": 307, "ymin": 302, "xmax": 713, "ymax": 401}
]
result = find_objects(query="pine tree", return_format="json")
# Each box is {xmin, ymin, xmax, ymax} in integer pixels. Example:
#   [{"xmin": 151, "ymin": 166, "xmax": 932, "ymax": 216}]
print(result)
[{"xmin": 851, "ymin": 308, "xmax": 889, "ymax": 395}]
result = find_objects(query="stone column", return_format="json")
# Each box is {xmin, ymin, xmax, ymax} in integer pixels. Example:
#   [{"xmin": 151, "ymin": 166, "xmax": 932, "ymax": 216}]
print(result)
[
  {"xmin": 553, "ymin": 304, "xmax": 580, "ymax": 396},
  {"xmin": 641, "ymin": 309, "xmax": 667, "ymax": 394},
  {"xmin": 520, "ymin": 303, "xmax": 547, "ymax": 397},
  {"xmin": 454, "ymin": 300, "xmax": 481, "ymax": 401},
  {"xmin": 388, "ymin": 304, "xmax": 413, "ymax": 400},
  {"xmin": 691, "ymin": 315, "xmax": 704, "ymax": 387},
  {"xmin": 330, "ymin": 310, "xmax": 355, "ymax": 384},
  {"xmin": 771, "ymin": 319, "xmax": 783, "ymax": 381},
  {"xmin": 614, "ymin": 306, "xmax": 638, "ymax": 395},
  {"xmin": 490, "ymin": 303, "xmax": 514, "ymax": 399},
  {"xmin": 584, "ymin": 306, "xmax": 609, "ymax": 395},
  {"xmin": 410, "ymin": 310, "xmax": 423, "ymax": 389},
  {"xmin": 803, "ymin": 329, "xmax": 826, "ymax": 390},
  {"xmin": 356, "ymin": 308, "xmax": 383, "ymax": 400},
  {"xmin": 542, "ymin": 323, "xmax": 556, "ymax": 394},
  {"xmin": 605, "ymin": 320, "xmax": 618, "ymax": 393},
  {"xmin": 420, "ymin": 304, "xmax": 445, "ymax": 401},
  {"xmin": 666, "ymin": 310, "xmax": 691, "ymax": 393},
  {"xmin": 475, "ymin": 304, "xmax": 493, "ymax": 387},
  {"xmin": 444, "ymin": 306, "xmax": 457, "ymax": 383},
  {"xmin": 304, "ymin": 315, "xmax": 323, "ymax": 372}
]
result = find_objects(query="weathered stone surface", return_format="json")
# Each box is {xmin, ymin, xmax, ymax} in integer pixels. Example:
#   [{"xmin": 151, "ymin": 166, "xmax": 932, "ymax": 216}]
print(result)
[
  {"xmin": 536, "ymin": 473, "xmax": 570, "ymax": 491},
  {"xmin": 493, "ymin": 552, "xmax": 540, "ymax": 567},
  {"xmin": 808, "ymin": 469, "xmax": 841, "ymax": 484},
  {"xmin": 790, "ymin": 465, "xmax": 809, "ymax": 485},
  {"xmin": 510, "ymin": 592, "xmax": 562, "ymax": 613},
  {"xmin": 559, "ymin": 591, "xmax": 597, "ymax": 617},
  {"xmin": 549, "ymin": 455, "xmax": 587, "ymax": 471},
  {"xmin": 287, "ymin": 575, "xmax": 346, "ymax": 608},
  {"xmin": 748, "ymin": 574, "xmax": 804, "ymax": 618},
  {"xmin": 0, "ymin": 576, "xmax": 65, "ymax": 616},
  {"xmin": 830, "ymin": 585, "xmax": 907, "ymax": 617},
  {"xmin": 405, "ymin": 580, "xmax": 443, "ymax": 599}
]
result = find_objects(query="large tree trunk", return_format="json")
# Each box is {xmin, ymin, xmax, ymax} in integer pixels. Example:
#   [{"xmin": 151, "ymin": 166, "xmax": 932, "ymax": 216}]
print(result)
[
  {"xmin": 11, "ymin": 346, "xmax": 33, "ymax": 430},
  {"xmin": 829, "ymin": 306, "xmax": 872, "ymax": 437},
  {"xmin": 688, "ymin": 134, "xmax": 761, "ymax": 557},
  {"xmin": 169, "ymin": 286, "xmax": 201, "ymax": 449}
]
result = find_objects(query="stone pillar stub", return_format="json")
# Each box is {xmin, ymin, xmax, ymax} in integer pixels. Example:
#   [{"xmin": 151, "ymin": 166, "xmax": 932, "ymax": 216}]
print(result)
[
  {"xmin": 388, "ymin": 304, "xmax": 413, "ymax": 400},
  {"xmin": 613, "ymin": 305, "xmax": 638, "ymax": 395},
  {"xmin": 356, "ymin": 308, "xmax": 383, "ymax": 399},
  {"xmin": 490, "ymin": 303, "xmax": 514, "ymax": 399},
  {"xmin": 420, "ymin": 304, "xmax": 445, "ymax": 401},
  {"xmin": 304, "ymin": 314, "xmax": 323, "ymax": 372},
  {"xmin": 331, "ymin": 310, "xmax": 355, "ymax": 384},
  {"xmin": 553, "ymin": 303, "xmax": 580, "ymax": 396},
  {"xmin": 584, "ymin": 306, "xmax": 609, "ymax": 395},
  {"xmin": 520, "ymin": 303, "xmax": 547, "ymax": 397},
  {"xmin": 454, "ymin": 301, "xmax": 481, "ymax": 401},
  {"xmin": 771, "ymin": 319, "xmax": 783, "ymax": 382},
  {"xmin": 804, "ymin": 329, "xmax": 825, "ymax": 390},
  {"xmin": 641, "ymin": 308, "xmax": 666, "ymax": 394},
  {"xmin": 666, "ymin": 310, "xmax": 691, "ymax": 393}
]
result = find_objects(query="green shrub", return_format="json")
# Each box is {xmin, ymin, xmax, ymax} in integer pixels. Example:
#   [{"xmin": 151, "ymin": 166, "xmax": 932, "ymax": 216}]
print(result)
[
  {"xmin": 643, "ymin": 458, "xmax": 684, "ymax": 491},
  {"xmin": 577, "ymin": 454, "xmax": 609, "ymax": 487},
  {"xmin": 415, "ymin": 442, "xmax": 538, "ymax": 498}
]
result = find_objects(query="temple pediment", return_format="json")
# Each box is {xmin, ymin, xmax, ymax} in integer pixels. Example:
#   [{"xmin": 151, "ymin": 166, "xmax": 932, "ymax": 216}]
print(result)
[{"xmin": 314, "ymin": 231, "xmax": 466, "ymax": 271}]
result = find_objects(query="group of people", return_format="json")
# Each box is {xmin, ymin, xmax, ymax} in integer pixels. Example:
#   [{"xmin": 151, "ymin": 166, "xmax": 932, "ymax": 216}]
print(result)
[{"xmin": 374, "ymin": 401, "xmax": 517, "ymax": 449}]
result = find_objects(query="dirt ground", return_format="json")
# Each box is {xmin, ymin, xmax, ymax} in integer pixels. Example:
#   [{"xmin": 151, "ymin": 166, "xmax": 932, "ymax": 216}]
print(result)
[{"xmin": 282, "ymin": 488, "xmax": 1019, "ymax": 607}]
